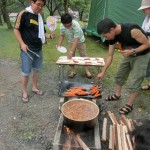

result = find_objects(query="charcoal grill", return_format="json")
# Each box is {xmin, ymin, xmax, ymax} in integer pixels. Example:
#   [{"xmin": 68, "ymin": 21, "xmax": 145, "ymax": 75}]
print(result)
[{"xmin": 58, "ymin": 81, "xmax": 102, "ymax": 99}]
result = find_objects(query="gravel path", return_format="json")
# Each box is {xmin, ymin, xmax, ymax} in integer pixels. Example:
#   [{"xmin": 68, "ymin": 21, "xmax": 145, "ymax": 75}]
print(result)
[{"xmin": 0, "ymin": 58, "xmax": 150, "ymax": 150}]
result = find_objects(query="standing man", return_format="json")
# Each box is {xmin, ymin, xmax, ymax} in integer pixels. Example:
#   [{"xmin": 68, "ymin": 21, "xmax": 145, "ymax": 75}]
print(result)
[
  {"xmin": 138, "ymin": 0, "xmax": 150, "ymax": 90},
  {"xmin": 97, "ymin": 18, "xmax": 150, "ymax": 115},
  {"xmin": 14, "ymin": 0, "xmax": 49, "ymax": 102},
  {"xmin": 57, "ymin": 13, "xmax": 92, "ymax": 79}
]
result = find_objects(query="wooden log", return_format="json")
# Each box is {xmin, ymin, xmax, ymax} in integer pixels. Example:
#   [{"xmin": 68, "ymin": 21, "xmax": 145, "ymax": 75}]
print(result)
[
  {"xmin": 102, "ymin": 118, "xmax": 107, "ymax": 142},
  {"xmin": 117, "ymin": 124, "xmax": 122, "ymax": 150},
  {"xmin": 107, "ymin": 111, "xmax": 118, "ymax": 124},
  {"xmin": 70, "ymin": 130, "xmax": 80, "ymax": 148},
  {"xmin": 127, "ymin": 119, "xmax": 132, "ymax": 132},
  {"xmin": 124, "ymin": 125, "xmax": 133, "ymax": 150},
  {"xmin": 63, "ymin": 126, "xmax": 72, "ymax": 150},
  {"xmin": 109, "ymin": 125, "xmax": 113, "ymax": 150},
  {"xmin": 129, "ymin": 119, "xmax": 135, "ymax": 131},
  {"xmin": 76, "ymin": 134, "xmax": 90, "ymax": 150},
  {"xmin": 120, "ymin": 115, "xmax": 130, "ymax": 131},
  {"xmin": 111, "ymin": 112, "xmax": 119, "ymax": 124},
  {"xmin": 62, "ymin": 138, "xmax": 72, "ymax": 150},
  {"xmin": 120, "ymin": 124, "xmax": 129, "ymax": 150},
  {"xmin": 112, "ymin": 124, "xmax": 117, "ymax": 150}
]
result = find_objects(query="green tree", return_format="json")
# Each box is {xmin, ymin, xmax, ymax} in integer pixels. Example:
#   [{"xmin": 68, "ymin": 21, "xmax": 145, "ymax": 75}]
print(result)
[
  {"xmin": 0, "ymin": 0, "xmax": 13, "ymax": 29},
  {"xmin": 69, "ymin": 0, "xmax": 91, "ymax": 20}
]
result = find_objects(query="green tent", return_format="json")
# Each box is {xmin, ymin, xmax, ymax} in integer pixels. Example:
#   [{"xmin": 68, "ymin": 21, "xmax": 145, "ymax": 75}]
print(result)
[{"xmin": 87, "ymin": 0, "xmax": 145, "ymax": 40}]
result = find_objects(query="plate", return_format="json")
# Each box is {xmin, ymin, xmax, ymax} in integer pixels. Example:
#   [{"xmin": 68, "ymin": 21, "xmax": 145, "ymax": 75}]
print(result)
[{"xmin": 57, "ymin": 46, "xmax": 67, "ymax": 53}]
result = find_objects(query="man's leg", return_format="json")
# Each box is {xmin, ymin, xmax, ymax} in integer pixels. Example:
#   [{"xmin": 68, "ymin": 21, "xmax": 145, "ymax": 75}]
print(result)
[
  {"xmin": 84, "ymin": 66, "xmax": 92, "ymax": 77},
  {"xmin": 115, "ymin": 84, "xmax": 122, "ymax": 97},
  {"xmin": 32, "ymin": 51, "xmax": 43, "ymax": 95},
  {"xmin": 22, "ymin": 75, "xmax": 29, "ymax": 99},
  {"xmin": 127, "ymin": 92, "xmax": 138, "ymax": 106},
  {"xmin": 32, "ymin": 69, "xmax": 39, "ymax": 91}
]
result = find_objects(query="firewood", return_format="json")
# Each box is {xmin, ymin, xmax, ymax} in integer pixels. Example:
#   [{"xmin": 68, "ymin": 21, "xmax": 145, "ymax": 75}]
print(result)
[
  {"xmin": 120, "ymin": 115, "xmax": 130, "ymax": 131},
  {"xmin": 70, "ymin": 130, "xmax": 80, "ymax": 148},
  {"xmin": 124, "ymin": 125, "xmax": 133, "ymax": 150},
  {"xmin": 112, "ymin": 124, "xmax": 117, "ymax": 150},
  {"xmin": 127, "ymin": 119, "xmax": 133, "ymax": 131},
  {"xmin": 109, "ymin": 125, "xmax": 113, "ymax": 150},
  {"xmin": 102, "ymin": 118, "xmax": 107, "ymax": 142},
  {"xmin": 111, "ymin": 112, "xmax": 119, "ymax": 124},
  {"xmin": 76, "ymin": 134, "xmax": 90, "ymax": 150},
  {"xmin": 120, "ymin": 124, "xmax": 129, "ymax": 150},
  {"xmin": 129, "ymin": 119, "xmax": 135, "ymax": 131},
  {"xmin": 117, "ymin": 124, "xmax": 122, "ymax": 150},
  {"xmin": 107, "ymin": 111, "xmax": 118, "ymax": 124},
  {"xmin": 63, "ymin": 138, "xmax": 72, "ymax": 150}
]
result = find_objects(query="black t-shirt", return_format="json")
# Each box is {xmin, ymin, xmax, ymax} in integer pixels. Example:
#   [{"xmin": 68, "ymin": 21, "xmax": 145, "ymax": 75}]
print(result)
[
  {"xmin": 109, "ymin": 23, "xmax": 150, "ymax": 55},
  {"xmin": 14, "ymin": 10, "xmax": 44, "ymax": 52}
]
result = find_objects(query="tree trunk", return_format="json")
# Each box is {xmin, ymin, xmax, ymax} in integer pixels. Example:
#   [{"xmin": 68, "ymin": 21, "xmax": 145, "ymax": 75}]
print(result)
[
  {"xmin": 2, "ymin": 0, "xmax": 13, "ymax": 29},
  {"xmin": 63, "ymin": 0, "xmax": 68, "ymax": 13},
  {"xmin": 0, "ymin": 9, "xmax": 3, "ymax": 25}
]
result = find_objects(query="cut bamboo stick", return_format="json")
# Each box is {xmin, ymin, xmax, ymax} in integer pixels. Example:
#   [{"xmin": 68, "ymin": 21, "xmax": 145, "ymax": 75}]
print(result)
[{"xmin": 102, "ymin": 118, "xmax": 107, "ymax": 142}]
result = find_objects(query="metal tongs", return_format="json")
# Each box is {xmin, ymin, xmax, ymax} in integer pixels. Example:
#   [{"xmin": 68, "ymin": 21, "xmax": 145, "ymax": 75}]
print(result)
[{"xmin": 26, "ymin": 48, "xmax": 40, "ymax": 60}]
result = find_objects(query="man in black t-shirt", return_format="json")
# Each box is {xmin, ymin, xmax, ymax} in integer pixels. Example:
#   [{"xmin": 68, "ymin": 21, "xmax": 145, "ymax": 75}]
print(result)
[
  {"xmin": 14, "ymin": 0, "xmax": 49, "ymax": 102},
  {"xmin": 97, "ymin": 18, "xmax": 150, "ymax": 115}
]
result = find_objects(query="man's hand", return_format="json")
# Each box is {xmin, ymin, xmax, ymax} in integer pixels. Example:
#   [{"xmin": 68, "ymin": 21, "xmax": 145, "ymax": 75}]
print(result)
[
  {"xmin": 97, "ymin": 72, "xmax": 104, "ymax": 81},
  {"xmin": 67, "ymin": 51, "xmax": 73, "ymax": 59},
  {"xmin": 21, "ymin": 43, "xmax": 28, "ymax": 52},
  {"xmin": 120, "ymin": 50, "xmax": 132, "ymax": 57}
]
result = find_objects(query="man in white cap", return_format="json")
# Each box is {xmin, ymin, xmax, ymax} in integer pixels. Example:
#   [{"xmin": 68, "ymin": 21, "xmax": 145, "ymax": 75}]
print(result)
[{"xmin": 138, "ymin": 0, "xmax": 150, "ymax": 90}]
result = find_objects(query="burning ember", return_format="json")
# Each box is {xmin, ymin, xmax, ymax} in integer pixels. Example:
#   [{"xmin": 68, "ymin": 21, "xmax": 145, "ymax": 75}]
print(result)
[{"xmin": 63, "ymin": 125, "xmax": 90, "ymax": 150}]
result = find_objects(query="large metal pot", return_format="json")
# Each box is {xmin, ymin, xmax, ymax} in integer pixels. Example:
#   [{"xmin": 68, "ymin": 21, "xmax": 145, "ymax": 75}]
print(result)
[{"xmin": 61, "ymin": 99, "xmax": 100, "ymax": 131}]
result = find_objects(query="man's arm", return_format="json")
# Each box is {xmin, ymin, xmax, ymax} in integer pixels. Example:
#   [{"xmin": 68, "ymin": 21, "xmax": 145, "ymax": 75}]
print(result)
[
  {"xmin": 14, "ymin": 28, "xmax": 27, "ymax": 52},
  {"xmin": 97, "ymin": 44, "xmax": 115, "ymax": 80},
  {"xmin": 131, "ymin": 29, "xmax": 150, "ymax": 52},
  {"xmin": 67, "ymin": 37, "xmax": 78, "ymax": 59},
  {"xmin": 120, "ymin": 29, "xmax": 150, "ymax": 57},
  {"xmin": 57, "ymin": 34, "xmax": 65, "ymax": 47}
]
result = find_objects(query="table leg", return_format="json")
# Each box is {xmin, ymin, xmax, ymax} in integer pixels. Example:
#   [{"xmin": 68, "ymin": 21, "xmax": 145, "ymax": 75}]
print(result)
[{"xmin": 58, "ymin": 65, "xmax": 65, "ymax": 84}]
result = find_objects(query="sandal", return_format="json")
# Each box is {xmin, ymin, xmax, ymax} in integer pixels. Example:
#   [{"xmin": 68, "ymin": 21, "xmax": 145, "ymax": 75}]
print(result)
[
  {"xmin": 119, "ymin": 104, "xmax": 133, "ymax": 115},
  {"xmin": 105, "ymin": 94, "xmax": 121, "ymax": 101},
  {"xmin": 141, "ymin": 85, "xmax": 150, "ymax": 90},
  {"xmin": 22, "ymin": 94, "xmax": 29, "ymax": 103},
  {"xmin": 32, "ymin": 89, "xmax": 44, "ymax": 96},
  {"xmin": 69, "ymin": 72, "xmax": 76, "ymax": 78}
]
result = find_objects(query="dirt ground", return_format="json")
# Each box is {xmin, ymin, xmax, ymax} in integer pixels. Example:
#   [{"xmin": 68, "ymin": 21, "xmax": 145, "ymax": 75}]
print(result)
[{"xmin": 0, "ymin": 58, "xmax": 150, "ymax": 150}]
